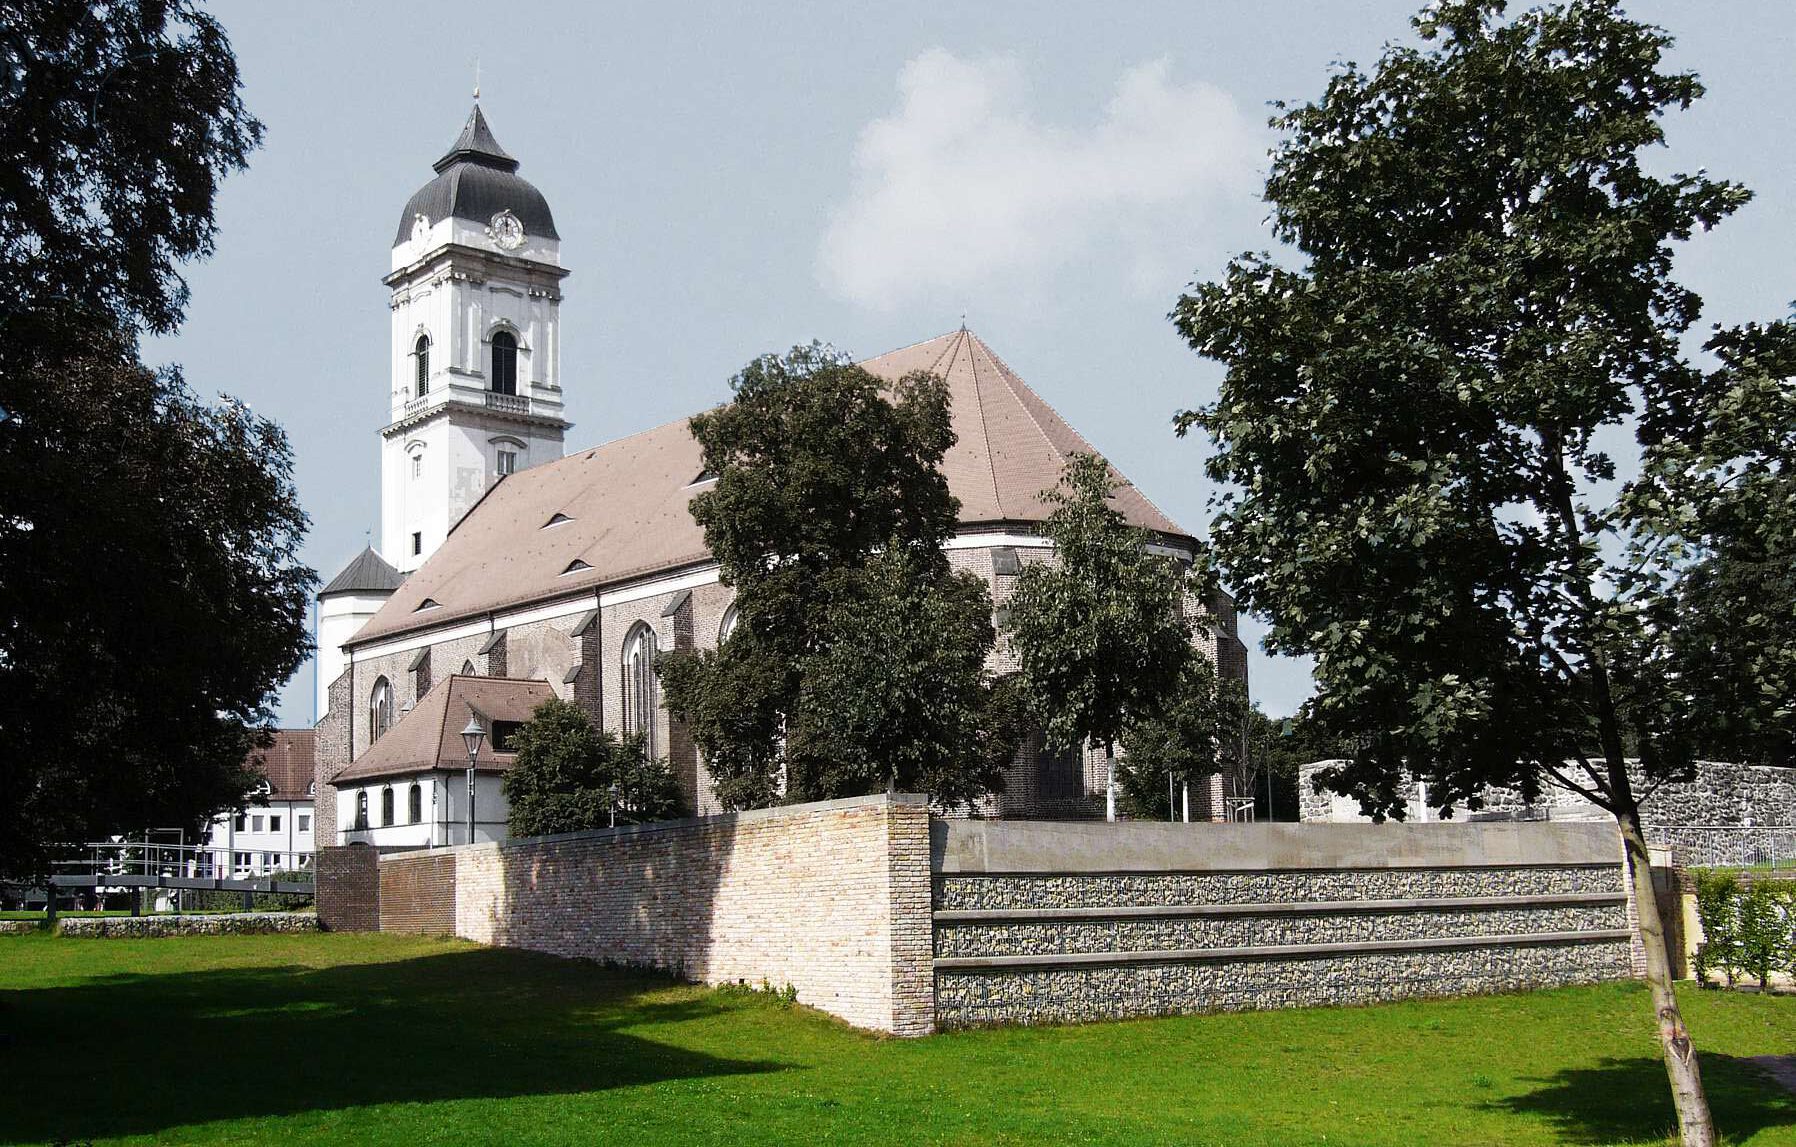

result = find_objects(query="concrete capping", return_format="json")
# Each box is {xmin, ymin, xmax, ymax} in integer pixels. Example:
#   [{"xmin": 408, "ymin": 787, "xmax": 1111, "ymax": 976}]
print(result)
[
  {"xmin": 931, "ymin": 928, "xmax": 1634, "ymax": 971},
  {"xmin": 932, "ymin": 819, "xmax": 1623, "ymax": 874},
  {"xmin": 931, "ymin": 892, "xmax": 1628, "ymax": 923},
  {"xmin": 379, "ymin": 790, "xmax": 929, "ymax": 862}
]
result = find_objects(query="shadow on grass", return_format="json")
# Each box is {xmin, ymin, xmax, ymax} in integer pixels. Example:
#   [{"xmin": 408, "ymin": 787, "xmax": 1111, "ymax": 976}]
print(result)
[
  {"xmin": 0, "ymin": 944, "xmax": 786, "ymax": 1144},
  {"xmin": 1494, "ymin": 1054, "xmax": 1796, "ymax": 1145}
]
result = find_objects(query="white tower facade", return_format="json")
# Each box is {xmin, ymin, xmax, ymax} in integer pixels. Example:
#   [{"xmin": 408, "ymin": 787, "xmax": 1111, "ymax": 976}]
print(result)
[{"xmin": 380, "ymin": 105, "xmax": 571, "ymax": 573}]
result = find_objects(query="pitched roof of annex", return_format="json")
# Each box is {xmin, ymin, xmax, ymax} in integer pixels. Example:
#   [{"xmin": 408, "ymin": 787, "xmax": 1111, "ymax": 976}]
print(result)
[
  {"xmin": 330, "ymin": 674, "xmax": 555, "ymax": 785},
  {"xmin": 347, "ymin": 328, "xmax": 1191, "ymax": 647},
  {"xmin": 248, "ymin": 729, "xmax": 317, "ymax": 801}
]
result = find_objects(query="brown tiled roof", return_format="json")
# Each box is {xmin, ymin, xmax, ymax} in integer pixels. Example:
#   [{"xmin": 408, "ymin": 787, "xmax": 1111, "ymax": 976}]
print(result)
[
  {"xmin": 350, "ymin": 329, "xmax": 1190, "ymax": 645},
  {"xmin": 331, "ymin": 675, "xmax": 556, "ymax": 784},
  {"xmin": 249, "ymin": 730, "xmax": 316, "ymax": 801}
]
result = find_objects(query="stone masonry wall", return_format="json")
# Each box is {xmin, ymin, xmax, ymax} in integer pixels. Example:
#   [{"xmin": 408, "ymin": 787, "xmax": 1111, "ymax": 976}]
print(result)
[
  {"xmin": 1298, "ymin": 759, "xmax": 1796, "ymax": 867},
  {"xmin": 379, "ymin": 850, "xmax": 456, "ymax": 934},
  {"xmin": 930, "ymin": 819, "xmax": 1632, "ymax": 1029},
  {"xmin": 380, "ymin": 793, "xmax": 934, "ymax": 1035}
]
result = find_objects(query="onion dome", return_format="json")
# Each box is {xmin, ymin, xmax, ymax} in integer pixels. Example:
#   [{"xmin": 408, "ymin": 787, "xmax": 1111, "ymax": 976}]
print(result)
[{"xmin": 393, "ymin": 105, "xmax": 558, "ymax": 246}]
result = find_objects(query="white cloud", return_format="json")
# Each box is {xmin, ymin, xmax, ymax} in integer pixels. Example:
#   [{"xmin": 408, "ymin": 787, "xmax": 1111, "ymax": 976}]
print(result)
[{"xmin": 819, "ymin": 50, "xmax": 1262, "ymax": 310}]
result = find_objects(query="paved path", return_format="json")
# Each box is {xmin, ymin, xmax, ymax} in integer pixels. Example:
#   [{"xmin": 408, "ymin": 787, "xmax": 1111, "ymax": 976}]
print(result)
[{"xmin": 1747, "ymin": 1055, "xmax": 1796, "ymax": 1096}]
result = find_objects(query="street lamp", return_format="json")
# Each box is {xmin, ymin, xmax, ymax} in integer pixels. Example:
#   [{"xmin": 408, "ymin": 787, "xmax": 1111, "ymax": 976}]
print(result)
[{"xmin": 460, "ymin": 716, "xmax": 485, "ymax": 845}]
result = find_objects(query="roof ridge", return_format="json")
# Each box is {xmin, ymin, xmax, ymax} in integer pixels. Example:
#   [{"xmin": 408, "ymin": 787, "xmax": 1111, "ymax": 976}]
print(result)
[
  {"xmin": 860, "ymin": 329, "xmax": 964, "ymax": 366},
  {"xmin": 959, "ymin": 331, "xmax": 1008, "ymax": 519}
]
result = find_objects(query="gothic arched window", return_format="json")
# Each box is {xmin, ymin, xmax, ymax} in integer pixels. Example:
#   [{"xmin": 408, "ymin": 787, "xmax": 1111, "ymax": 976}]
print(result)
[
  {"xmin": 408, "ymin": 782, "xmax": 423, "ymax": 824},
  {"xmin": 381, "ymin": 786, "xmax": 395, "ymax": 827},
  {"xmin": 718, "ymin": 604, "xmax": 738, "ymax": 645},
  {"xmin": 490, "ymin": 331, "xmax": 518, "ymax": 396},
  {"xmin": 414, "ymin": 334, "xmax": 430, "ymax": 397},
  {"xmin": 354, "ymin": 790, "xmax": 369, "ymax": 831},
  {"xmin": 621, "ymin": 623, "xmax": 659, "ymax": 757},
  {"xmin": 369, "ymin": 677, "xmax": 393, "ymax": 742}
]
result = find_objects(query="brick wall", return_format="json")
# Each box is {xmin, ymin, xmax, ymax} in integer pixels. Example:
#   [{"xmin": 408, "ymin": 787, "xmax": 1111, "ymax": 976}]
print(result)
[
  {"xmin": 379, "ymin": 850, "xmax": 457, "ymax": 934},
  {"xmin": 378, "ymin": 792, "xmax": 935, "ymax": 1035},
  {"xmin": 315, "ymin": 844, "xmax": 380, "ymax": 932}
]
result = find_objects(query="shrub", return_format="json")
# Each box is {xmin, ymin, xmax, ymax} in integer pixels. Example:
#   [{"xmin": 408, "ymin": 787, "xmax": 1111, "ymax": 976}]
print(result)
[
  {"xmin": 1692, "ymin": 869, "xmax": 1742, "ymax": 987},
  {"xmin": 1738, "ymin": 882, "xmax": 1785, "ymax": 989}
]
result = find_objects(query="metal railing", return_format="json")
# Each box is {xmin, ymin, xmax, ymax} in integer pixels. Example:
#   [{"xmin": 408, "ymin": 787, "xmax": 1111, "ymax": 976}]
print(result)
[{"xmin": 50, "ymin": 841, "xmax": 315, "ymax": 884}]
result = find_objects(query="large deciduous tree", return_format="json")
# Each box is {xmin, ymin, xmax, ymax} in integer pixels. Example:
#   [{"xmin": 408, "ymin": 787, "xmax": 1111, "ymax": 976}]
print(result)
[
  {"xmin": 1116, "ymin": 656, "xmax": 1249, "ymax": 821},
  {"xmin": 504, "ymin": 698, "xmax": 683, "ymax": 836},
  {"xmin": 0, "ymin": 2, "xmax": 312, "ymax": 878},
  {"xmin": 658, "ymin": 344, "xmax": 1020, "ymax": 810},
  {"xmin": 1005, "ymin": 453, "xmax": 1195, "ymax": 820},
  {"xmin": 1172, "ymin": 3, "xmax": 1772, "ymax": 1140}
]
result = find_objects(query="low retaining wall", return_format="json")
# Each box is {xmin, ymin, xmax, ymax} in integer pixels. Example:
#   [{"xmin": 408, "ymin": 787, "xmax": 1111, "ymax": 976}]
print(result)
[
  {"xmin": 375, "ymin": 793, "xmax": 934, "ymax": 1035},
  {"xmin": 57, "ymin": 912, "xmax": 319, "ymax": 938},
  {"xmin": 930, "ymin": 820, "xmax": 1632, "ymax": 1029}
]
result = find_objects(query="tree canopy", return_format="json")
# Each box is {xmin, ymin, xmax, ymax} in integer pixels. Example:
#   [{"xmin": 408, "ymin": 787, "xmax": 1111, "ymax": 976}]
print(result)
[
  {"xmin": 1004, "ymin": 453, "xmax": 1196, "ymax": 817},
  {"xmin": 1115, "ymin": 656, "xmax": 1249, "ymax": 821},
  {"xmin": 659, "ymin": 344, "xmax": 1020, "ymax": 810},
  {"xmin": 503, "ymin": 698, "xmax": 683, "ymax": 836},
  {"xmin": 1172, "ymin": 2, "xmax": 1774, "ymax": 1138},
  {"xmin": 0, "ymin": 1, "xmax": 310, "ymax": 878}
]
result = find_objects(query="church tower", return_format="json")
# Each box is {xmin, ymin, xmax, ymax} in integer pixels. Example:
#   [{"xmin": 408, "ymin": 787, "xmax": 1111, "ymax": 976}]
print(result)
[{"xmin": 380, "ymin": 104, "xmax": 571, "ymax": 573}]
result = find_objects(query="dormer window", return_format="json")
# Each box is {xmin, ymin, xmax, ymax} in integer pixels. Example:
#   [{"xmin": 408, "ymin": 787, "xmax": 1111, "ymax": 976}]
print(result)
[
  {"xmin": 414, "ymin": 334, "xmax": 431, "ymax": 397},
  {"xmin": 491, "ymin": 331, "xmax": 518, "ymax": 396},
  {"xmin": 414, "ymin": 597, "xmax": 441, "ymax": 612},
  {"xmin": 561, "ymin": 559, "xmax": 591, "ymax": 575},
  {"xmin": 543, "ymin": 512, "xmax": 572, "ymax": 528}
]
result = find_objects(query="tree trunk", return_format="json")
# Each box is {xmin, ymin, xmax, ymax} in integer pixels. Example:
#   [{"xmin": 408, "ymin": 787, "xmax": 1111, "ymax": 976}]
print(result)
[
  {"xmin": 1105, "ymin": 742, "xmax": 1116, "ymax": 822},
  {"xmin": 1617, "ymin": 808, "xmax": 1715, "ymax": 1147}
]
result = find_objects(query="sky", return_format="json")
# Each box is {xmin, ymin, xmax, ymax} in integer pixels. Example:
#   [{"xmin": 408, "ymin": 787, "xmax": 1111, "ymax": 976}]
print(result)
[{"xmin": 151, "ymin": 1, "xmax": 1796, "ymax": 728}]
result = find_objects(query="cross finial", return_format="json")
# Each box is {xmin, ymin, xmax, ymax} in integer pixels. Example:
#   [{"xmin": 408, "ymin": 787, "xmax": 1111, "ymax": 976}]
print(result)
[
  {"xmin": 473, "ymin": 57, "xmax": 481, "ymax": 102},
  {"xmin": 959, "ymin": 311, "xmax": 968, "ymax": 332}
]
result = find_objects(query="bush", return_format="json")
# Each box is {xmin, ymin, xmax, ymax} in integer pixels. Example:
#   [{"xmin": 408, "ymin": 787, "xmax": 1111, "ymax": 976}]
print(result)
[
  {"xmin": 1693, "ymin": 871, "xmax": 1795, "ymax": 990},
  {"xmin": 1693, "ymin": 869, "xmax": 1741, "ymax": 987},
  {"xmin": 503, "ymin": 698, "xmax": 684, "ymax": 837}
]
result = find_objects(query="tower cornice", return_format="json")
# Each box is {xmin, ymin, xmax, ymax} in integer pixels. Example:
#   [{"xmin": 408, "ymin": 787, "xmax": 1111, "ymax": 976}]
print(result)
[{"xmin": 384, "ymin": 241, "xmax": 571, "ymax": 290}]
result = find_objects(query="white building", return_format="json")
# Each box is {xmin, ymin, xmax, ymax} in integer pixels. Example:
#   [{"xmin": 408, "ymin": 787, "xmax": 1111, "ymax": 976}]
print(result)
[
  {"xmin": 332, "ymin": 674, "xmax": 553, "ymax": 848},
  {"xmin": 202, "ymin": 730, "xmax": 317, "ymax": 874}
]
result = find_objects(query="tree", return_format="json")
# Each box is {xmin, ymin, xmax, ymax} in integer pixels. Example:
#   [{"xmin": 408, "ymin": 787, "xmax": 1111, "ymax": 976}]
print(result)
[
  {"xmin": 1006, "ymin": 453, "xmax": 1195, "ymax": 820},
  {"xmin": 1171, "ymin": 3, "xmax": 1766, "ymax": 1140},
  {"xmin": 658, "ymin": 344, "xmax": 1021, "ymax": 810},
  {"xmin": 503, "ymin": 698, "xmax": 683, "ymax": 837},
  {"xmin": 1116, "ymin": 656, "xmax": 1249, "ymax": 821},
  {"xmin": 0, "ymin": 2, "xmax": 308, "ymax": 880},
  {"xmin": 0, "ymin": 0, "xmax": 262, "ymax": 335},
  {"xmin": 0, "ymin": 333, "xmax": 314, "ymax": 877}
]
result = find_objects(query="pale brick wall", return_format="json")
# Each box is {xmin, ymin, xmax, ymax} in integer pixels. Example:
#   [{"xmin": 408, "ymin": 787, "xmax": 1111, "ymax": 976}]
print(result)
[{"xmin": 420, "ymin": 792, "xmax": 933, "ymax": 1034}]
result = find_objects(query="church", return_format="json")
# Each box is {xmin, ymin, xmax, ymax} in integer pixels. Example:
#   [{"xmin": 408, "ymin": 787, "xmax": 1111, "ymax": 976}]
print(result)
[{"xmin": 311, "ymin": 104, "xmax": 1248, "ymax": 850}]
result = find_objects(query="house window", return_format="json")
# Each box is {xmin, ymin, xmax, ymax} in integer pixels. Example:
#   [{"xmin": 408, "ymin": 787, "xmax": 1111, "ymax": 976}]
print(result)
[
  {"xmin": 234, "ymin": 813, "xmax": 246, "ymax": 833},
  {"xmin": 490, "ymin": 720, "xmax": 523, "ymax": 752},
  {"xmin": 411, "ymin": 532, "xmax": 422, "ymax": 556},
  {"xmin": 381, "ymin": 787, "xmax": 395, "ymax": 827},
  {"xmin": 270, "ymin": 815, "xmax": 281, "ymax": 832},
  {"xmin": 461, "ymin": 659, "xmax": 475, "ymax": 675},
  {"xmin": 354, "ymin": 790, "xmax": 369, "ymax": 830},
  {"xmin": 408, "ymin": 783, "xmax": 422, "ymax": 824},
  {"xmin": 263, "ymin": 852, "xmax": 278, "ymax": 871},
  {"xmin": 415, "ymin": 334, "xmax": 430, "ymax": 396},
  {"xmin": 411, "ymin": 454, "xmax": 422, "ymax": 479},
  {"xmin": 1036, "ymin": 732, "xmax": 1083, "ymax": 801},
  {"xmin": 298, "ymin": 814, "xmax": 311, "ymax": 833},
  {"xmin": 719, "ymin": 605, "xmax": 738, "ymax": 644},
  {"xmin": 490, "ymin": 331, "xmax": 518, "ymax": 395},
  {"xmin": 622, "ymin": 624, "xmax": 659, "ymax": 757},
  {"xmin": 251, "ymin": 815, "xmax": 264, "ymax": 832},
  {"xmin": 370, "ymin": 677, "xmax": 394, "ymax": 741},
  {"xmin": 234, "ymin": 851, "xmax": 250, "ymax": 869},
  {"xmin": 496, "ymin": 448, "xmax": 517, "ymax": 476}
]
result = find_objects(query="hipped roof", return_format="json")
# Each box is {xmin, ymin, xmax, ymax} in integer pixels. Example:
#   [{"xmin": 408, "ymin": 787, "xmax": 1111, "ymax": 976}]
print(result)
[
  {"xmin": 330, "ymin": 674, "xmax": 555, "ymax": 784},
  {"xmin": 350, "ymin": 328, "xmax": 1189, "ymax": 646},
  {"xmin": 248, "ymin": 730, "xmax": 316, "ymax": 802}
]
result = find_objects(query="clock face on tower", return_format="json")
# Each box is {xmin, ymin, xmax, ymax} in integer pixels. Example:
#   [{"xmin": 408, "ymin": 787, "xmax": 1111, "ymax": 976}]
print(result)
[{"xmin": 487, "ymin": 209, "xmax": 525, "ymax": 250}]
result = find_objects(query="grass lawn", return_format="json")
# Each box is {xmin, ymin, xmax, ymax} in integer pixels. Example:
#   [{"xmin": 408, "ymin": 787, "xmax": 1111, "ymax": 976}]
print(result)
[{"xmin": 1, "ymin": 933, "xmax": 1793, "ymax": 1146}]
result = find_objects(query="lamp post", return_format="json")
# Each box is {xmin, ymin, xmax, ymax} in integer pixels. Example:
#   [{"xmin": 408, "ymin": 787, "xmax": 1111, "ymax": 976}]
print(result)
[{"xmin": 460, "ymin": 716, "xmax": 485, "ymax": 846}]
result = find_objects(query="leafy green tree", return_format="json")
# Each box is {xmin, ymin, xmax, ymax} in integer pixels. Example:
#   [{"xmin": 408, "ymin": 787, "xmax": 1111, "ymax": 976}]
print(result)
[
  {"xmin": 1006, "ymin": 453, "xmax": 1195, "ymax": 820},
  {"xmin": 503, "ymin": 698, "xmax": 683, "ymax": 836},
  {"xmin": 659, "ymin": 344, "xmax": 1020, "ymax": 810},
  {"xmin": 0, "ymin": 0, "xmax": 262, "ymax": 334},
  {"xmin": 1171, "ymin": 3, "xmax": 1767, "ymax": 1138},
  {"xmin": 1117, "ymin": 657, "xmax": 1248, "ymax": 821}
]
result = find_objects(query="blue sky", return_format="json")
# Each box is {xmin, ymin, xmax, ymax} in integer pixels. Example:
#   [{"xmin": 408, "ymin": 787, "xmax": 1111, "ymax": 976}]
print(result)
[{"xmin": 153, "ymin": 1, "xmax": 1796, "ymax": 727}]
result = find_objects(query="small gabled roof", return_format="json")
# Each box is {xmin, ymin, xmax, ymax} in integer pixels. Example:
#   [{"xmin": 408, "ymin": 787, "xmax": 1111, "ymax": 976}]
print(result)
[
  {"xmin": 348, "ymin": 328, "xmax": 1191, "ymax": 645},
  {"xmin": 330, "ymin": 674, "xmax": 555, "ymax": 785},
  {"xmin": 320, "ymin": 547, "xmax": 404, "ymax": 597},
  {"xmin": 247, "ymin": 730, "xmax": 316, "ymax": 802}
]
